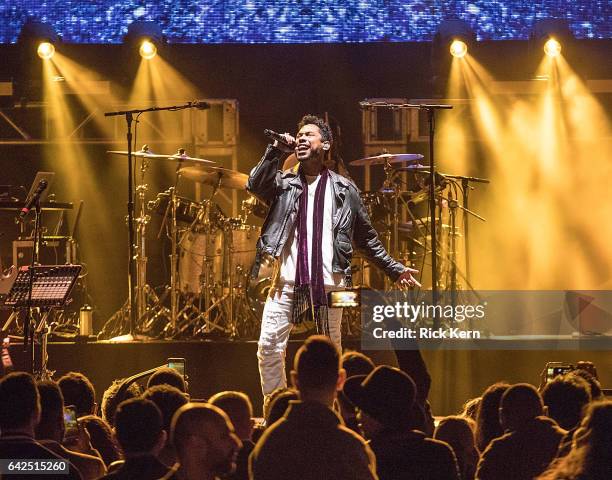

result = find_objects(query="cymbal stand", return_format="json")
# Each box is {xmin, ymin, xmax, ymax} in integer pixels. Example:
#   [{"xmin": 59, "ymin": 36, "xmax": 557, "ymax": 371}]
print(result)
[
  {"xmin": 104, "ymin": 102, "xmax": 211, "ymax": 340},
  {"xmin": 360, "ymin": 101, "xmax": 452, "ymax": 328},
  {"xmin": 381, "ymin": 159, "xmax": 401, "ymax": 290},
  {"xmin": 168, "ymin": 153, "xmax": 188, "ymax": 332},
  {"xmin": 134, "ymin": 151, "xmax": 170, "ymax": 333},
  {"xmin": 135, "ymin": 184, "xmax": 150, "ymax": 322}
]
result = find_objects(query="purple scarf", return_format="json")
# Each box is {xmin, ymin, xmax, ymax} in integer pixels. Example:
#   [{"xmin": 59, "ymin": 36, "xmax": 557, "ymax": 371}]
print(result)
[{"xmin": 292, "ymin": 167, "xmax": 329, "ymax": 334}]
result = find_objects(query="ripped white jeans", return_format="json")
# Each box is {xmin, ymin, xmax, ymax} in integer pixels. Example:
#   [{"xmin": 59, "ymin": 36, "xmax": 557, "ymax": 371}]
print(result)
[{"xmin": 257, "ymin": 285, "xmax": 343, "ymax": 396}]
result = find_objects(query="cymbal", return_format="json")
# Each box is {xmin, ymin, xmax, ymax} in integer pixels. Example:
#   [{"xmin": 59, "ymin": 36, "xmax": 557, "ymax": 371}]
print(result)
[
  {"xmin": 179, "ymin": 166, "xmax": 249, "ymax": 190},
  {"xmin": 107, "ymin": 150, "xmax": 216, "ymax": 165},
  {"xmin": 349, "ymin": 153, "xmax": 424, "ymax": 167}
]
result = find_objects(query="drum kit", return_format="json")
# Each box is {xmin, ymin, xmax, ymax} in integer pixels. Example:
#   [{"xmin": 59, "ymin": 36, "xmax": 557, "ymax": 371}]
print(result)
[
  {"xmin": 98, "ymin": 146, "xmax": 486, "ymax": 341},
  {"xmin": 98, "ymin": 147, "xmax": 263, "ymax": 340}
]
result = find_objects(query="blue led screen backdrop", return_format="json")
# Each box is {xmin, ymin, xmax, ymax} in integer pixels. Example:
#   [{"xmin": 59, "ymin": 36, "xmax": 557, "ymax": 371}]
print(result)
[{"xmin": 1, "ymin": 1, "xmax": 609, "ymax": 43}]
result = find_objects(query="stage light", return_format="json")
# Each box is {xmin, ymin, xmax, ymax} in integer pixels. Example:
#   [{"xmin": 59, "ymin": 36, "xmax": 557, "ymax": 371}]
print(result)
[
  {"xmin": 431, "ymin": 19, "xmax": 476, "ymax": 94},
  {"xmin": 124, "ymin": 21, "xmax": 165, "ymax": 60},
  {"xmin": 450, "ymin": 40, "xmax": 468, "ymax": 58},
  {"xmin": 139, "ymin": 40, "xmax": 157, "ymax": 60},
  {"xmin": 434, "ymin": 20, "xmax": 476, "ymax": 58},
  {"xmin": 530, "ymin": 19, "xmax": 573, "ymax": 60},
  {"xmin": 543, "ymin": 38, "xmax": 561, "ymax": 58},
  {"xmin": 37, "ymin": 42, "xmax": 55, "ymax": 60},
  {"xmin": 18, "ymin": 20, "xmax": 60, "ymax": 60}
]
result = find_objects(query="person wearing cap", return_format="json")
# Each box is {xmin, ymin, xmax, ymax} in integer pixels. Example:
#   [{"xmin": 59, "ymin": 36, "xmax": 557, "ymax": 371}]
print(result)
[{"xmin": 344, "ymin": 365, "xmax": 460, "ymax": 480}]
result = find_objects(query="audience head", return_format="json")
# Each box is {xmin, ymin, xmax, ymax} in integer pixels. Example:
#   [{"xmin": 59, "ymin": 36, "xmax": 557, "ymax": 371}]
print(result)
[
  {"xmin": 171, "ymin": 403, "xmax": 241, "ymax": 477},
  {"xmin": 57, "ymin": 372, "xmax": 96, "ymax": 417},
  {"xmin": 35, "ymin": 380, "xmax": 65, "ymax": 442},
  {"xmin": 341, "ymin": 351, "xmax": 375, "ymax": 378},
  {"xmin": 435, "ymin": 416, "xmax": 478, "ymax": 480},
  {"xmin": 291, "ymin": 335, "xmax": 344, "ymax": 403},
  {"xmin": 263, "ymin": 387, "xmax": 293, "ymax": 422},
  {"xmin": 499, "ymin": 383, "xmax": 543, "ymax": 431},
  {"xmin": 101, "ymin": 378, "xmax": 143, "ymax": 426},
  {"xmin": 542, "ymin": 374, "xmax": 591, "ymax": 430},
  {"xmin": 114, "ymin": 398, "xmax": 165, "ymax": 457},
  {"xmin": 343, "ymin": 365, "xmax": 416, "ymax": 438},
  {"xmin": 79, "ymin": 415, "xmax": 122, "ymax": 466},
  {"xmin": 574, "ymin": 400, "xmax": 612, "ymax": 451},
  {"xmin": 208, "ymin": 391, "xmax": 254, "ymax": 441},
  {"xmin": 142, "ymin": 384, "xmax": 189, "ymax": 434},
  {"xmin": 475, "ymin": 381, "xmax": 510, "ymax": 452},
  {"xmin": 569, "ymin": 369, "xmax": 603, "ymax": 400},
  {"xmin": 461, "ymin": 396, "xmax": 482, "ymax": 421},
  {"xmin": 0, "ymin": 371, "xmax": 40, "ymax": 433},
  {"xmin": 539, "ymin": 400, "xmax": 612, "ymax": 480},
  {"xmin": 147, "ymin": 367, "xmax": 187, "ymax": 393},
  {"xmin": 266, "ymin": 390, "xmax": 299, "ymax": 426},
  {"xmin": 435, "ymin": 415, "xmax": 476, "ymax": 451},
  {"xmin": 337, "ymin": 351, "xmax": 374, "ymax": 432}
]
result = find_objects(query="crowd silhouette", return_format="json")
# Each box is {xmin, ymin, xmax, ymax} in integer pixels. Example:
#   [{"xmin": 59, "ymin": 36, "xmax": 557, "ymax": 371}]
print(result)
[{"xmin": 0, "ymin": 335, "xmax": 610, "ymax": 480}]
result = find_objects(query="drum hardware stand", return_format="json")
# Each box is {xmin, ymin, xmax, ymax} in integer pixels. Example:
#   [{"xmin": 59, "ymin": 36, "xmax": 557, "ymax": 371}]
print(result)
[
  {"xmin": 437, "ymin": 185, "xmax": 486, "ymax": 325},
  {"xmin": 360, "ymin": 101, "xmax": 452, "ymax": 327},
  {"xmin": 441, "ymin": 174, "xmax": 490, "ymax": 285},
  {"xmin": 167, "ymin": 173, "xmax": 230, "ymax": 338},
  {"xmin": 102, "ymin": 147, "xmax": 168, "ymax": 341},
  {"xmin": 232, "ymin": 265, "xmax": 261, "ymax": 338},
  {"xmin": 104, "ymin": 102, "xmax": 210, "ymax": 341},
  {"xmin": 380, "ymin": 160, "xmax": 402, "ymax": 291},
  {"xmin": 160, "ymin": 148, "xmax": 194, "ymax": 336}
]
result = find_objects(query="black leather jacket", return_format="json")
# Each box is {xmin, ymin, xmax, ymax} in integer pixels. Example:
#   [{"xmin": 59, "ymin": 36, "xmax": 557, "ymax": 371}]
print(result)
[{"xmin": 246, "ymin": 145, "xmax": 405, "ymax": 284}]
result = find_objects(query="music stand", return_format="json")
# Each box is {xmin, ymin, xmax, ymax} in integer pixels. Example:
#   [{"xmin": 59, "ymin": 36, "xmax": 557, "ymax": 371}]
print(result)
[{"xmin": 4, "ymin": 265, "xmax": 81, "ymax": 378}]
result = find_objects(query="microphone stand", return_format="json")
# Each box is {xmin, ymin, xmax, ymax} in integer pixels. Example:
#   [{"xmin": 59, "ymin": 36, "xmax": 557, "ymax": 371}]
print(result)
[
  {"xmin": 104, "ymin": 101, "xmax": 209, "ymax": 342},
  {"xmin": 24, "ymin": 196, "xmax": 42, "ymax": 372},
  {"xmin": 441, "ymin": 173, "xmax": 489, "ymax": 285},
  {"xmin": 360, "ymin": 101, "xmax": 452, "ymax": 328}
]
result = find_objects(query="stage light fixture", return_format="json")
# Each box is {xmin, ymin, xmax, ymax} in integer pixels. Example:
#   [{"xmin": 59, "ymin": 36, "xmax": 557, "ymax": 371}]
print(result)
[
  {"xmin": 434, "ymin": 19, "xmax": 476, "ymax": 58},
  {"xmin": 37, "ymin": 42, "xmax": 55, "ymax": 60},
  {"xmin": 431, "ymin": 19, "xmax": 476, "ymax": 94},
  {"xmin": 18, "ymin": 19, "xmax": 60, "ymax": 60},
  {"xmin": 450, "ymin": 40, "xmax": 468, "ymax": 58},
  {"xmin": 139, "ymin": 40, "xmax": 157, "ymax": 59},
  {"xmin": 543, "ymin": 38, "xmax": 562, "ymax": 57},
  {"xmin": 530, "ymin": 19, "xmax": 573, "ymax": 59},
  {"xmin": 125, "ymin": 21, "xmax": 165, "ymax": 60}
]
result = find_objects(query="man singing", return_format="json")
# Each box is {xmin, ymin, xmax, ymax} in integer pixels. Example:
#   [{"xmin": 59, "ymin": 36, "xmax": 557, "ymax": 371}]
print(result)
[{"xmin": 247, "ymin": 115, "xmax": 419, "ymax": 401}]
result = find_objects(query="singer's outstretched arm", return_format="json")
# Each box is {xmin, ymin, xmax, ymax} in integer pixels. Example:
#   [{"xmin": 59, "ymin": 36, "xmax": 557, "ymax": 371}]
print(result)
[{"xmin": 246, "ymin": 144, "xmax": 291, "ymax": 206}]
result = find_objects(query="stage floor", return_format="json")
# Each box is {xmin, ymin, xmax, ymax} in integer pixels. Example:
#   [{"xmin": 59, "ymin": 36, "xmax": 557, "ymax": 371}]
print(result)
[{"xmin": 7, "ymin": 338, "xmax": 611, "ymax": 416}]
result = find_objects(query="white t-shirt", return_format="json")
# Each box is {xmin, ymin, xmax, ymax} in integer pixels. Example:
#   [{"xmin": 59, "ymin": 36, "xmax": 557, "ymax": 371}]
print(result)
[{"xmin": 279, "ymin": 174, "xmax": 344, "ymax": 288}]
